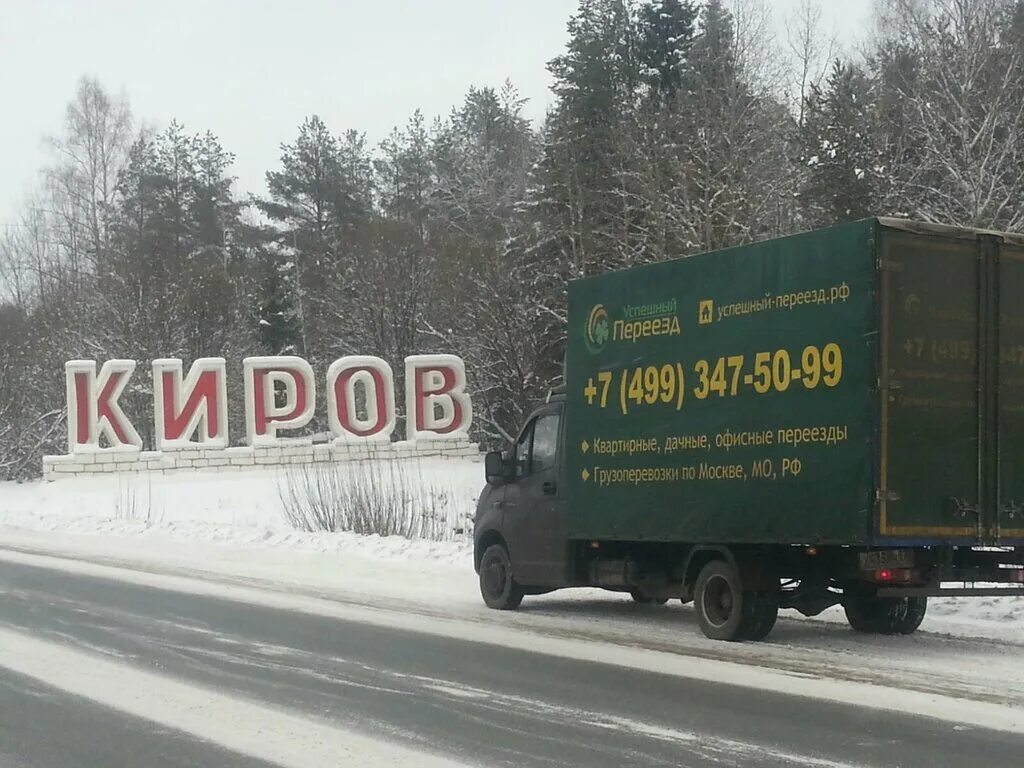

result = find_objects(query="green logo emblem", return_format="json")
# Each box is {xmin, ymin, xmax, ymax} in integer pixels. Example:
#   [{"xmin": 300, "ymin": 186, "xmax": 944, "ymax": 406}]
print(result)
[{"xmin": 585, "ymin": 304, "xmax": 610, "ymax": 353}]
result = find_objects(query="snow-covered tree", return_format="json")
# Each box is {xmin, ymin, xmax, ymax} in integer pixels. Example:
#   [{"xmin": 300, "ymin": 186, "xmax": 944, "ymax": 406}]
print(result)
[
  {"xmin": 881, "ymin": 0, "xmax": 1024, "ymax": 229},
  {"xmin": 800, "ymin": 60, "xmax": 886, "ymax": 225}
]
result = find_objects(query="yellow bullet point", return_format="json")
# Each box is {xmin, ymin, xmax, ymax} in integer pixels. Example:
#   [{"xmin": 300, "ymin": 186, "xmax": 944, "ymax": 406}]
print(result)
[
  {"xmin": 581, "ymin": 440, "xmax": 590, "ymax": 454},
  {"xmin": 581, "ymin": 468, "xmax": 591, "ymax": 481}
]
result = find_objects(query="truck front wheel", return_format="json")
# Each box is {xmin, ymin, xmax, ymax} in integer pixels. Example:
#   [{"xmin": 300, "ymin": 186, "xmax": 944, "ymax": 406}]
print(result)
[
  {"xmin": 843, "ymin": 595, "xmax": 927, "ymax": 635},
  {"xmin": 694, "ymin": 560, "xmax": 778, "ymax": 641},
  {"xmin": 479, "ymin": 544, "xmax": 525, "ymax": 610}
]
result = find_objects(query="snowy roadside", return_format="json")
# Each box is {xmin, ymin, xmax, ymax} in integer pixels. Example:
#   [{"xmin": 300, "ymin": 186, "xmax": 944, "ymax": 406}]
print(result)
[
  {"xmin": 1, "ymin": 464, "xmax": 1023, "ymax": 710},
  {"xmin": 2, "ymin": 464, "xmax": 1023, "ymax": 636},
  {"xmin": 0, "ymin": 463, "xmax": 481, "ymax": 605}
]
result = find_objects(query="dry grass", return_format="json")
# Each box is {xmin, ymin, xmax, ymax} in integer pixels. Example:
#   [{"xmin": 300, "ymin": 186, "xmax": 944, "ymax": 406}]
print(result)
[{"xmin": 277, "ymin": 458, "xmax": 460, "ymax": 541}]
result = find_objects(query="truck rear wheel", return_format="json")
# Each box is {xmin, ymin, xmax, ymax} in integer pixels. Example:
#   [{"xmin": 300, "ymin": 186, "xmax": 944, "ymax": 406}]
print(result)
[
  {"xmin": 479, "ymin": 544, "xmax": 524, "ymax": 610},
  {"xmin": 740, "ymin": 594, "xmax": 780, "ymax": 641},
  {"xmin": 843, "ymin": 595, "xmax": 927, "ymax": 635},
  {"xmin": 694, "ymin": 560, "xmax": 778, "ymax": 641}
]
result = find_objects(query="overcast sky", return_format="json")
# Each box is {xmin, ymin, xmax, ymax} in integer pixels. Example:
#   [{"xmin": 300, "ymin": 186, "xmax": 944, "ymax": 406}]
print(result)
[{"xmin": 0, "ymin": 0, "xmax": 875, "ymax": 227}]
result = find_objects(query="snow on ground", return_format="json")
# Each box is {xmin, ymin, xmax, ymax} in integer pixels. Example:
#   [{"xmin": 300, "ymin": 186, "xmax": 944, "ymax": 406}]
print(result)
[
  {"xmin": 1, "ymin": 458, "xmax": 1023, "ymax": 712},
  {"xmin": 0, "ymin": 459, "xmax": 480, "ymax": 565}
]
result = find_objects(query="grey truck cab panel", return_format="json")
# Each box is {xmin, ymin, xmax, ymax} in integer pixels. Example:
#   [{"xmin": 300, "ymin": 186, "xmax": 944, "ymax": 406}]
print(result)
[{"xmin": 473, "ymin": 397, "xmax": 571, "ymax": 587}]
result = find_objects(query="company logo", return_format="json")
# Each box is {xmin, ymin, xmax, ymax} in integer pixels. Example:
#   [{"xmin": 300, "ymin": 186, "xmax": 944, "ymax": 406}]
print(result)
[
  {"xmin": 699, "ymin": 300, "xmax": 714, "ymax": 325},
  {"xmin": 585, "ymin": 299, "xmax": 683, "ymax": 353},
  {"xmin": 585, "ymin": 304, "xmax": 611, "ymax": 353}
]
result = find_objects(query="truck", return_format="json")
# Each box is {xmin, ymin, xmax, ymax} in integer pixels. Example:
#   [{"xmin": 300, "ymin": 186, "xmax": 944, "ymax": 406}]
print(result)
[{"xmin": 473, "ymin": 217, "xmax": 1024, "ymax": 641}]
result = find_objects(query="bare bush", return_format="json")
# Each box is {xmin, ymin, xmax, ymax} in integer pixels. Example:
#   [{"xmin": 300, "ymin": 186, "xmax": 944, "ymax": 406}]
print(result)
[
  {"xmin": 277, "ymin": 459, "xmax": 460, "ymax": 541},
  {"xmin": 112, "ymin": 474, "xmax": 163, "ymax": 527}
]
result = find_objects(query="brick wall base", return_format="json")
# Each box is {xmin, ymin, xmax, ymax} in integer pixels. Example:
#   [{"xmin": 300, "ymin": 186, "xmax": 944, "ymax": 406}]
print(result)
[{"xmin": 42, "ymin": 439, "xmax": 480, "ymax": 481}]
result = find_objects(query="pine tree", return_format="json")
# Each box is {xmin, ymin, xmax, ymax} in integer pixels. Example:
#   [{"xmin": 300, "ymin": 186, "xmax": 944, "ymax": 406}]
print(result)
[
  {"xmin": 260, "ymin": 116, "xmax": 349, "ymax": 357},
  {"xmin": 800, "ymin": 60, "xmax": 883, "ymax": 226},
  {"xmin": 427, "ymin": 84, "xmax": 540, "ymax": 443},
  {"xmin": 542, "ymin": 0, "xmax": 644, "ymax": 273},
  {"xmin": 870, "ymin": 39, "xmax": 921, "ymax": 219},
  {"xmin": 629, "ymin": 0, "xmax": 701, "ymax": 260},
  {"xmin": 679, "ymin": 0, "xmax": 794, "ymax": 250},
  {"xmin": 637, "ymin": 0, "xmax": 699, "ymax": 100},
  {"xmin": 343, "ymin": 111, "xmax": 437, "ymax": 370}
]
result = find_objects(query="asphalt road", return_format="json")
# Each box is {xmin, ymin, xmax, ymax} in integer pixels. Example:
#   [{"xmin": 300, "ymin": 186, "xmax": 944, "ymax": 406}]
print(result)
[
  {"xmin": 1, "ymin": 556, "xmax": 1022, "ymax": 767},
  {"xmin": 0, "ymin": 667, "xmax": 275, "ymax": 768}
]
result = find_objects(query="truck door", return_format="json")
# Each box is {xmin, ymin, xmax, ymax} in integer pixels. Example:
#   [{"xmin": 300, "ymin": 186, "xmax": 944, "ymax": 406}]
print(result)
[
  {"xmin": 502, "ymin": 407, "xmax": 570, "ymax": 586},
  {"xmin": 879, "ymin": 232, "xmax": 983, "ymax": 541},
  {"xmin": 880, "ymin": 229, "xmax": 1024, "ymax": 544},
  {"xmin": 998, "ymin": 244, "xmax": 1024, "ymax": 544}
]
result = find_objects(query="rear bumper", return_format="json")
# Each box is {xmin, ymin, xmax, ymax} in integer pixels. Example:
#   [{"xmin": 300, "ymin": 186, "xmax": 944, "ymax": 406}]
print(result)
[{"xmin": 879, "ymin": 586, "xmax": 1024, "ymax": 597}]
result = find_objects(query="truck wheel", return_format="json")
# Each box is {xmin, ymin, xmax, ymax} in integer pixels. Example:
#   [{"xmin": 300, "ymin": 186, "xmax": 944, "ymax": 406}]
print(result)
[
  {"xmin": 843, "ymin": 596, "xmax": 927, "ymax": 635},
  {"xmin": 630, "ymin": 589, "xmax": 669, "ymax": 605},
  {"xmin": 694, "ymin": 560, "xmax": 746, "ymax": 640},
  {"xmin": 739, "ymin": 594, "xmax": 779, "ymax": 641},
  {"xmin": 479, "ymin": 544, "xmax": 524, "ymax": 610},
  {"xmin": 695, "ymin": 560, "xmax": 778, "ymax": 641}
]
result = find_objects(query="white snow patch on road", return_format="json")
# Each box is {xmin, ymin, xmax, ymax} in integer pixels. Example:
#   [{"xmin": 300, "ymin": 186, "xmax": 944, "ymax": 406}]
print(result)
[
  {"xmin": 0, "ymin": 625, "xmax": 471, "ymax": 768},
  {"xmin": 412, "ymin": 674, "xmax": 869, "ymax": 767},
  {"xmin": 581, "ymin": 714, "xmax": 869, "ymax": 768}
]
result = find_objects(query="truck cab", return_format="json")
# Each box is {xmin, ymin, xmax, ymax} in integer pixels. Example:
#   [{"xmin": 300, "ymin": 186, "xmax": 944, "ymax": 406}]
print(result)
[
  {"xmin": 474, "ymin": 393, "xmax": 571, "ymax": 608},
  {"xmin": 475, "ymin": 389, "xmax": 676, "ymax": 610}
]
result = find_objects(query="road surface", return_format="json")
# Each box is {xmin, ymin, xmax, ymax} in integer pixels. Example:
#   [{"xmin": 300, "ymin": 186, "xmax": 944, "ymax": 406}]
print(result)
[
  {"xmin": 1, "ymin": 552, "xmax": 1022, "ymax": 767},
  {"xmin": 0, "ymin": 667, "xmax": 275, "ymax": 768}
]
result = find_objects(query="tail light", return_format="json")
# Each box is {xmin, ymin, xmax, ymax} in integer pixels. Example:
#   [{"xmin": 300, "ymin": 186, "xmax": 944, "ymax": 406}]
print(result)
[{"xmin": 875, "ymin": 568, "xmax": 914, "ymax": 583}]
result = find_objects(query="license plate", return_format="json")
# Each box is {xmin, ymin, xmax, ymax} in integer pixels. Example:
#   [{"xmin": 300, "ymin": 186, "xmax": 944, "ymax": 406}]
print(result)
[{"xmin": 860, "ymin": 549, "xmax": 915, "ymax": 570}]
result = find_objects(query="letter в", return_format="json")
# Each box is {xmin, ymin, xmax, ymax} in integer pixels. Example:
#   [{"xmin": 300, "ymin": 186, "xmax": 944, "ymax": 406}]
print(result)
[{"xmin": 404, "ymin": 354, "xmax": 472, "ymax": 440}]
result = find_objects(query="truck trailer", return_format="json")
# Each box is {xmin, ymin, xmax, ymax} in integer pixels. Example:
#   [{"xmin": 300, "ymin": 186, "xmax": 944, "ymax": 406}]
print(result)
[{"xmin": 473, "ymin": 218, "xmax": 1024, "ymax": 641}]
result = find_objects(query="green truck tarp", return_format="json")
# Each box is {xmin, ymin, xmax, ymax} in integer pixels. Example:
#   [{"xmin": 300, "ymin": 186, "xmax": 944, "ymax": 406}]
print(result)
[{"xmin": 564, "ymin": 218, "xmax": 1024, "ymax": 547}]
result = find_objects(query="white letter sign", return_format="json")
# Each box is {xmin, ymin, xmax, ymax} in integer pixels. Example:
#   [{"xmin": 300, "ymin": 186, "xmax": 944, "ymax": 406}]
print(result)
[
  {"xmin": 65, "ymin": 359, "xmax": 143, "ymax": 452},
  {"xmin": 243, "ymin": 356, "xmax": 316, "ymax": 446},
  {"xmin": 404, "ymin": 354, "xmax": 473, "ymax": 440},
  {"xmin": 152, "ymin": 357, "xmax": 228, "ymax": 450},
  {"xmin": 327, "ymin": 356, "xmax": 396, "ymax": 442}
]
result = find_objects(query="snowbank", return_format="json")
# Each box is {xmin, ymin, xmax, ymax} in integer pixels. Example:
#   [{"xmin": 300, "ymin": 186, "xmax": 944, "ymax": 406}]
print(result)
[{"xmin": 0, "ymin": 459, "xmax": 480, "ymax": 561}]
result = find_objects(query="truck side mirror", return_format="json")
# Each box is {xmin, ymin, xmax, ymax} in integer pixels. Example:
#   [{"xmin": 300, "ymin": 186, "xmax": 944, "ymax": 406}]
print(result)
[{"xmin": 485, "ymin": 451, "xmax": 511, "ymax": 485}]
